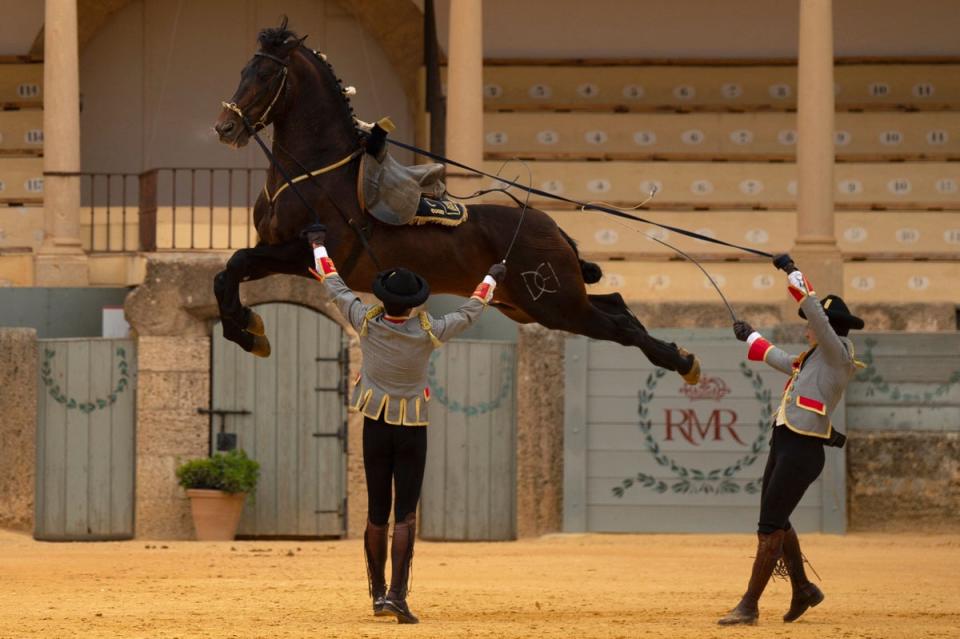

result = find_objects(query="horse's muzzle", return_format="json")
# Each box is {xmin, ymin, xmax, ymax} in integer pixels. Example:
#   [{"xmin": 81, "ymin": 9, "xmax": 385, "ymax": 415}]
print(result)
[{"xmin": 214, "ymin": 114, "xmax": 248, "ymax": 147}]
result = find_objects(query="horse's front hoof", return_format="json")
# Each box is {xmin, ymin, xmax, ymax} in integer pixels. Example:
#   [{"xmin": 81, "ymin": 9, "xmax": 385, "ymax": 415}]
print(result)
[
  {"xmin": 251, "ymin": 334, "xmax": 271, "ymax": 358},
  {"xmin": 245, "ymin": 309, "xmax": 265, "ymax": 336}
]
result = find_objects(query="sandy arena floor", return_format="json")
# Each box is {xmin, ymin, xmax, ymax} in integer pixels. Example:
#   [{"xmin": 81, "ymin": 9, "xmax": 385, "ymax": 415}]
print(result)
[{"xmin": 0, "ymin": 529, "xmax": 957, "ymax": 639}]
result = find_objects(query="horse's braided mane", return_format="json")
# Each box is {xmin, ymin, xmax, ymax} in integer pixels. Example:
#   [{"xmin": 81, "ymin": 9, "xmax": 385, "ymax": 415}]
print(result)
[{"xmin": 258, "ymin": 17, "xmax": 361, "ymax": 142}]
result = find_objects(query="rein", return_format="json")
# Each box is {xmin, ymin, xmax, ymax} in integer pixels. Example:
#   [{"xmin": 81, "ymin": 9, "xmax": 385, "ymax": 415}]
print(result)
[{"xmin": 386, "ymin": 138, "xmax": 774, "ymax": 260}]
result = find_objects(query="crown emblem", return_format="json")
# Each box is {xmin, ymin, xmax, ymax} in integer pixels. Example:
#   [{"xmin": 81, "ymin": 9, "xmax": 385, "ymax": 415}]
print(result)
[{"xmin": 680, "ymin": 375, "xmax": 731, "ymax": 401}]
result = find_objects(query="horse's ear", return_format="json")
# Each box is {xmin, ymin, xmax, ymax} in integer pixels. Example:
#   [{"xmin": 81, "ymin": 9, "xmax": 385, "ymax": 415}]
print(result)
[{"xmin": 278, "ymin": 15, "xmax": 289, "ymax": 31}]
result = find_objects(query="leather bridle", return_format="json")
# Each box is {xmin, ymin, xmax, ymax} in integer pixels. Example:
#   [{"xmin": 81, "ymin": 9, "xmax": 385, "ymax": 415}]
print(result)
[{"xmin": 221, "ymin": 51, "xmax": 289, "ymax": 132}]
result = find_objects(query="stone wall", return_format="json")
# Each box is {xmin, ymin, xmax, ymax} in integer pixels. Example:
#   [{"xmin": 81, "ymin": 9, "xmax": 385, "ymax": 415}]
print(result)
[
  {"xmin": 0, "ymin": 328, "xmax": 37, "ymax": 532},
  {"xmin": 848, "ymin": 431, "xmax": 960, "ymax": 532},
  {"xmin": 515, "ymin": 325, "xmax": 565, "ymax": 537},
  {"xmin": 134, "ymin": 335, "xmax": 210, "ymax": 539}
]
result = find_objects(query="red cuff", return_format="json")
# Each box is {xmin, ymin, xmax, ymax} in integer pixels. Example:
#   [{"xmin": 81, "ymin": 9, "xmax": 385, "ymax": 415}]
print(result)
[
  {"xmin": 471, "ymin": 282, "xmax": 493, "ymax": 302},
  {"xmin": 747, "ymin": 337, "xmax": 773, "ymax": 361},
  {"xmin": 319, "ymin": 256, "xmax": 337, "ymax": 276},
  {"xmin": 787, "ymin": 274, "xmax": 814, "ymax": 302}
]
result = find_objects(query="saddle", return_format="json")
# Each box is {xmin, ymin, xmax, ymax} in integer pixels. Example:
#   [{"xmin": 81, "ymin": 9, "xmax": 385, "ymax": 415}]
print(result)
[{"xmin": 358, "ymin": 121, "xmax": 467, "ymax": 228}]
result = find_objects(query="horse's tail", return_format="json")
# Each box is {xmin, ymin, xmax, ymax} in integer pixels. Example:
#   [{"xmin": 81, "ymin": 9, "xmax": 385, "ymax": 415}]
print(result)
[{"xmin": 558, "ymin": 226, "xmax": 603, "ymax": 284}]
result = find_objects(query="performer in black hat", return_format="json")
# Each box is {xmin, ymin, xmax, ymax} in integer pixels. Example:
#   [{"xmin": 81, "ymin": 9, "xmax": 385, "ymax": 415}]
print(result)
[
  {"xmin": 305, "ymin": 224, "xmax": 503, "ymax": 624},
  {"xmin": 719, "ymin": 254, "xmax": 864, "ymax": 626}
]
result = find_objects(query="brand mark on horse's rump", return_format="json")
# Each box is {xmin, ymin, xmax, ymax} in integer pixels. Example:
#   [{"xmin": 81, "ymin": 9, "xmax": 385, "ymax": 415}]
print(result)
[{"xmin": 521, "ymin": 262, "xmax": 560, "ymax": 301}]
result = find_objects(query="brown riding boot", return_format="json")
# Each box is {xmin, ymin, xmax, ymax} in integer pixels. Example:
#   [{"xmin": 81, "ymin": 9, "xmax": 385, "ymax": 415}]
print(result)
[
  {"xmin": 383, "ymin": 513, "xmax": 419, "ymax": 624},
  {"xmin": 718, "ymin": 529, "xmax": 786, "ymax": 626},
  {"xmin": 364, "ymin": 520, "xmax": 389, "ymax": 616},
  {"xmin": 782, "ymin": 527, "xmax": 824, "ymax": 622}
]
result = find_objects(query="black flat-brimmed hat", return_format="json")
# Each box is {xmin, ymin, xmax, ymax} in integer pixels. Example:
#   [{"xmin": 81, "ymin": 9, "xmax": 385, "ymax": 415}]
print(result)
[
  {"xmin": 799, "ymin": 294, "xmax": 865, "ymax": 330},
  {"xmin": 372, "ymin": 268, "xmax": 430, "ymax": 308}
]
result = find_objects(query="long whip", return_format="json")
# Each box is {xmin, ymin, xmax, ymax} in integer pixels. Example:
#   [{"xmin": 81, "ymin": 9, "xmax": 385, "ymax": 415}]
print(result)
[{"xmin": 387, "ymin": 138, "xmax": 773, "ymax": 259}]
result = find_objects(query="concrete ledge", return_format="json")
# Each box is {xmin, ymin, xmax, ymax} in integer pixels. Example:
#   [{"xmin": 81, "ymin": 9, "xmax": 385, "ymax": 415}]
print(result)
[
  {"xmin": 0, "ymin": 252, "xmax": 35, "ymax": 286},
  {"xmin": 88, "ymin": 253, "xmax": 146, "ymax": 286}
]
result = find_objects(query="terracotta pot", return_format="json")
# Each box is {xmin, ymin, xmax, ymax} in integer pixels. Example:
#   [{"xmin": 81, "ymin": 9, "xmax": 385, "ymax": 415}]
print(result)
[{"xmin": 185, "ymin": 489, "xmax": 247, "ymax": 541}]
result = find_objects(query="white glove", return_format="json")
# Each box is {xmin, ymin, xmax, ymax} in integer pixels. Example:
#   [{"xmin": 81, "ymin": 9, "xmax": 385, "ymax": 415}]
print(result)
[{"xmin": 788, "ymin": 270, "xmax": 807, "ymax": 292}]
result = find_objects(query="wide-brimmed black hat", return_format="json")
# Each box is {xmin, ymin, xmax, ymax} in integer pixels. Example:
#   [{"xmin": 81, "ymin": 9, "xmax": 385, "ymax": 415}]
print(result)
[
  {"xmin": 372, "ymin": 267, "xmax": 430, "ymax": 308},
  {"xmin": 799, "ymin": 294, "xmax": 865, "ymax": 330}
]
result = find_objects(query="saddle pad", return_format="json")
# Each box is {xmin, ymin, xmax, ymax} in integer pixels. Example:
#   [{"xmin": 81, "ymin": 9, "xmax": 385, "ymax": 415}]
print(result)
[{"xmin": 411, "ymin": 197, "xmax": 468, "ymax": 227}]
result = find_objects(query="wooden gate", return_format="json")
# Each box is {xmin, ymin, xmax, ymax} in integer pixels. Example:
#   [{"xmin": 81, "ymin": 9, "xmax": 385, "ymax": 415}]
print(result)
[
  {"xmin": 420, "ymin": 340, "xmax": 517, "ymax": 541},
  {"xmin": 35, "ymin": 338, "xmax": 137, "ymax": 541},
  {"xmin": 564, "ymin": 330, "xmax": 846, "ymax": 534},
  {"xmin": 211, "ymin": 303, "xmax": 347, "ymax": 538}
]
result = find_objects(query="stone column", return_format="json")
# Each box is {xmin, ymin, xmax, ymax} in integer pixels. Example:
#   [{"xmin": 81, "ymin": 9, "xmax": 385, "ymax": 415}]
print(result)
[
  {"xmin": 444, "ymin": 0, "xmax": 484, "ymax": 195},
  {"xmin": 791, "ymin": 0, "xmax": 842, "ymax": 307},
  {"xmin": 36, "ymin": 0, "xmax": 88, "ymax": 286}
]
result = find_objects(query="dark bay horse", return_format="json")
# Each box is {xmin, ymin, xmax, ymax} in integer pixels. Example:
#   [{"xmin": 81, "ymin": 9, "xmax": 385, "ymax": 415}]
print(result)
[{"xmin": 213, "ymin": 20, "xmax": 698, "ymax": 381}]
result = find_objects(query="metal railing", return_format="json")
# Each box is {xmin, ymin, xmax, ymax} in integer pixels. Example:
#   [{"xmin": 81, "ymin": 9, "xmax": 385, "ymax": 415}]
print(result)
[{"xmin": 81, "ymin": 167, "xmax": 267, "ymax": 252}]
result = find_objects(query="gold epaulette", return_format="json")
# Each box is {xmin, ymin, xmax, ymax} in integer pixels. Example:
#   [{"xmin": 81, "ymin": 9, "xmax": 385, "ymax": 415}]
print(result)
[
  {"xmin": 360, "ymin": 305, "xmax": 384, "ymax": 336},
  {"xmin": 419, "ymin": 311, "xmax": 442, "ymax": 348}
]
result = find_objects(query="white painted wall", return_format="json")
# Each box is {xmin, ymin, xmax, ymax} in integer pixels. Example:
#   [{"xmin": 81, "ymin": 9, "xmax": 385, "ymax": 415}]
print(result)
[{"xmin": 78, "ymin": 0, "xmax": 413, "ymax": 173}]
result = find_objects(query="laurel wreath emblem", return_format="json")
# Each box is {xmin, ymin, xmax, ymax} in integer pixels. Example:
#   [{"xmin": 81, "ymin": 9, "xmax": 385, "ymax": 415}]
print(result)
[
  {"xmin": 427, "ymin": 350, "xmax": 513, "ymax": 416},
  {"xmin": 612, "ymin": 362, "xmax": 773, "ymax": 497},
  {"xmin": 40, "ymin": 346, "xmax": 130, "ymax": 414}
]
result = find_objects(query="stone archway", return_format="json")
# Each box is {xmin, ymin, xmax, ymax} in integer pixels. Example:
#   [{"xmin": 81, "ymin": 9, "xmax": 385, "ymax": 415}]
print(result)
[{"xmin": 124, "ymin": 253, "xmax": 362, "ymax": 538}]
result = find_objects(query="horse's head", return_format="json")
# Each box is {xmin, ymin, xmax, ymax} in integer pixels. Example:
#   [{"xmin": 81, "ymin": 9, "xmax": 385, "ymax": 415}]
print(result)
[{"xmin": 215, "ymin": 16, "xmax": 306, "ymax": 147}]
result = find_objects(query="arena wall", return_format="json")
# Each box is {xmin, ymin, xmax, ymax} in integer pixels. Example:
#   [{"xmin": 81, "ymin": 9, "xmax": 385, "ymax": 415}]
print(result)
[{"xmin": 3, "ymin": 274, "xmax": 956, "ymax": 537}]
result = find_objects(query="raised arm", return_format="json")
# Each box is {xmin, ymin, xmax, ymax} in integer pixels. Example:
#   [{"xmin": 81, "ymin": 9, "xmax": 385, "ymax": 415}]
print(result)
[
  {"xmin": 775, "ymin": 255, "xmax": 851, "ymax": 366},
  {"xmin": 733, "ymin": 319, "xmax": 795, "ymax": 375},
  {"xmin": 430, "ymin": 263, "xmax": 506, "ymax": 344},
  {"xmin": 305, "ymin": 224, "xmax": 369, "ymax": 332}
]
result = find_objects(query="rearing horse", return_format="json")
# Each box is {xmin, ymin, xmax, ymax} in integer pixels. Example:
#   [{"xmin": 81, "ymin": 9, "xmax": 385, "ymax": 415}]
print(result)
[{"xmin": 213, "ymin": 20, "xmax": 699, "ymax": 383}]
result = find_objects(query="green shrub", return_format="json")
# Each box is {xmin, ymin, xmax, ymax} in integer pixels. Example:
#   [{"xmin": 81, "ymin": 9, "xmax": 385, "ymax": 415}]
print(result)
[{"xmin": 175, "ymin": 449, "xmax": 260, "ymax": 494}]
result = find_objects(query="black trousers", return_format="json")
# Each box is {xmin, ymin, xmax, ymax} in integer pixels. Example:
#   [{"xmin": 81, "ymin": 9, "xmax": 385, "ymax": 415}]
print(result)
[
  {"xmin": 757, "ymin": 425, "xmax": 825, "ymax": 534},
  {"xmin": 363, "ymin": 415, "xmax": 428, "ymax": 526}
]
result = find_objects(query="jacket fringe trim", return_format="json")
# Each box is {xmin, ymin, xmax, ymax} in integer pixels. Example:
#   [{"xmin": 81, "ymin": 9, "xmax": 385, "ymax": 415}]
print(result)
[{"xmin": 350, "ymin": 385, "xmax": 429, "ymax": 427}]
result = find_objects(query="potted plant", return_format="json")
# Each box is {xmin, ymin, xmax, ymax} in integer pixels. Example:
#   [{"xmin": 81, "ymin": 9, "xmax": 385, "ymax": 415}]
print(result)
[{"xmin": 175, "ymin": 449, "xmax": 260, "ymax": 541}]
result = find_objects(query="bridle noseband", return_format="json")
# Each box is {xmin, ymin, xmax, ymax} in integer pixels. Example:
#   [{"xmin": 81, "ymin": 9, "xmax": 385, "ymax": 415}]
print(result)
[{"xmin": 221, "ymin": 51, "xmax": 289, "ymax": 133}]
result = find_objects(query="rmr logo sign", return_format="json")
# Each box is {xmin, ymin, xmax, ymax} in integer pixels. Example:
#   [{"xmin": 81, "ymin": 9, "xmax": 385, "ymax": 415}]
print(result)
[
  {"xmin": 612, "ymin": 364, "xmax": 774, "ymax": 497},
  {"xmin": 665, "ymin": 376, "xmax": 745, "ymax": 446}
]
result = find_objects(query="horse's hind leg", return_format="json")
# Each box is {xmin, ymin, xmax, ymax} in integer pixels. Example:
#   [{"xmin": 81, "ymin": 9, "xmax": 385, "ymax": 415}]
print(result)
[
  {"xmin": 587, "ymin": 292, "xmax": 700, "ymax": 381},
  {"xmin": 214, "ymin": 240, "xmax": 312, "ymax": 356},
  {"xmin": 514, "ymin": 281, "xmax": 700, "ymax": 382}
]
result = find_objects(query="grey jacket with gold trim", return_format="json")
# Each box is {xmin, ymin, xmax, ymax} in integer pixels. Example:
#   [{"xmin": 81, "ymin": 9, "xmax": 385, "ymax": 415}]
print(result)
[
  {"xmin": 323, "ymin": 274, "xmax": 486, "ymax": 426},
  {"xmin": 746, "ymin": 283, "xmax": 863, "ymax": 440}
]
